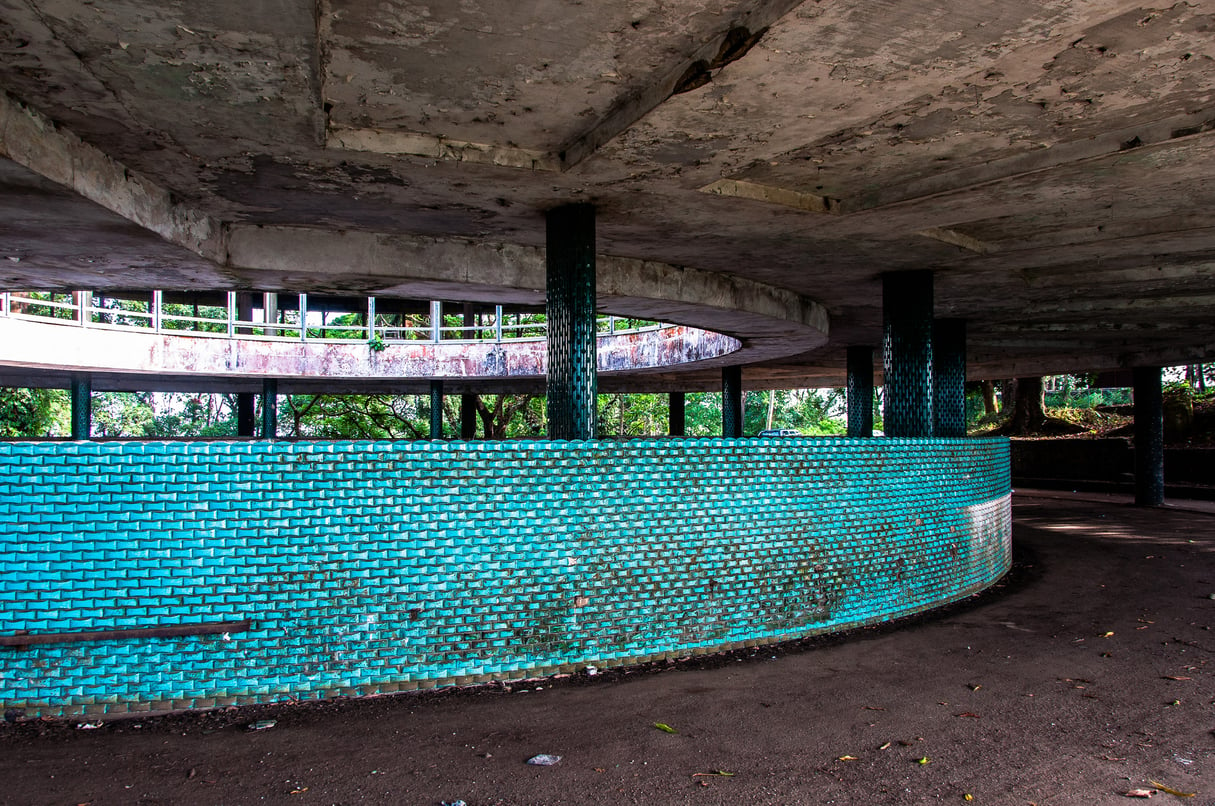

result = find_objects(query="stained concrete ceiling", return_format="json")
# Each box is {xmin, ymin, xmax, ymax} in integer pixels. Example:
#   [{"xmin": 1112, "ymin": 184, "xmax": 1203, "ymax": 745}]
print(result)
[{"xmin": 2, "ymin": 0, "xmax": 1215, "ymax": 390}]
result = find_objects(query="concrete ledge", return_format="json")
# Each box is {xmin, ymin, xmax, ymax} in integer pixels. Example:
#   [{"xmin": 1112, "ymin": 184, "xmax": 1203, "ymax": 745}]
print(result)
[{"xmin": 0, "ymin": 318, "xmax": 740, "ymax": 383}]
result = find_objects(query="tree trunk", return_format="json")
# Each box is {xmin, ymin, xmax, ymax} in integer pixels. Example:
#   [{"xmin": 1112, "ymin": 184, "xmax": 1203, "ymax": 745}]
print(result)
[
  {"xmin": 1006, "ymin": 377, "xmax": 1046, "ymax": 435},
  {"xmin": 981, "ymin": 380, "xmax": 998, "ymax": 417}
]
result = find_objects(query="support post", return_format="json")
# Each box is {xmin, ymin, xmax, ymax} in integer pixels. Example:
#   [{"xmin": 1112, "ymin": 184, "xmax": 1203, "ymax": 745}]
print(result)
[
  {"xmin": 722, "ymin": 366, "xmax": 743, "ymax": 438},
  {"xmin": 846, "ymin": 346, "xmax": 874, "ymax": 438},
  {"xmin": 70, "ymin": 373, "xmax": 91, "ymax": 440},
  {"xmin": 237, "ymin": 394, "xmax": 256, "ymax": 437},
  {"xmin": 933, "ymin": 319, "xmax": 967, "ymax": 437},
  {"xmin": 262, "ymin": 378, "xmax": 278, "ymax": 439},
  {"xmin": 235, "ymin": 292, "xmax": 256, "ymax": 437},
  {"xmin": 545, "ymin": 203, "xmax": 597, "ymax": 439},
  {"xmin": 1133, "ymin": 366, "xmax": 1164, "ymax": 506},
  {"xmin": 460, "ymin": 394, "xmax": 478, "ymax": 439},
  {"xmin": 430, "ymin": 380, "xmax": 444, "ymax": 439},
  {"xmin": 882, "ymin": 271, "xmax": 934, "ymax": 437},
  {"xmin": 669, "ymin": 391, "xmax": 686, "ymax": 437}
]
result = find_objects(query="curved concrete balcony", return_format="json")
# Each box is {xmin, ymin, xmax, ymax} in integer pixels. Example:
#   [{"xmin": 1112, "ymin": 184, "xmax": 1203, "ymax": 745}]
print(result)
[{"xmin": 0, "ymin": 292, "xmax": 741, "ymax": 393}]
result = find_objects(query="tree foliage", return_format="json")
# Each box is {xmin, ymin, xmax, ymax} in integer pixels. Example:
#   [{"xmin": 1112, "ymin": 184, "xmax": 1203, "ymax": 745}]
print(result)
[{"xmin": 0, "ymin": 387, "xmax": 67, "ymax": 437}]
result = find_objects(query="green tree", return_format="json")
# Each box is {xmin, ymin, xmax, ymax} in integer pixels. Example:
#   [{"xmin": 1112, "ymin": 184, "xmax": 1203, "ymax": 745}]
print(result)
[{"xmin": 0, "ymin": 387, "xmax": 68, "ymax": 437}]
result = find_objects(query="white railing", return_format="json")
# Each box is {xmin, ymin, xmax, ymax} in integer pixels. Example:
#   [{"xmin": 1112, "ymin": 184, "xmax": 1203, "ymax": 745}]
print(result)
[{"xmin": 0, "ymin": 291, "xmax": 667, "ymax": 345}]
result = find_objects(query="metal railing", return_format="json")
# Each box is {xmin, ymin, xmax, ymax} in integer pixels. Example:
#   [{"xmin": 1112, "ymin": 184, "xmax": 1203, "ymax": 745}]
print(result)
[{"xmin": 0, "ymin": 291, "xmax": 667, "ymax": 345}]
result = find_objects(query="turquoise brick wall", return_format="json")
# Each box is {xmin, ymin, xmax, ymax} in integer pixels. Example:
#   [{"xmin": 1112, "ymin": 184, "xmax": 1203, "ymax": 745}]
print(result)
[{"xmin": 0, "ymin": 438, "xmax": 1011, "ymax": 718}]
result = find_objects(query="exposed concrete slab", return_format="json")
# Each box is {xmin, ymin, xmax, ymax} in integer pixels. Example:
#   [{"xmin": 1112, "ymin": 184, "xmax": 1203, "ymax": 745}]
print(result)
[{"xmin": 2, "ymin": 0, "xmax": 1215, "ymax": 387}]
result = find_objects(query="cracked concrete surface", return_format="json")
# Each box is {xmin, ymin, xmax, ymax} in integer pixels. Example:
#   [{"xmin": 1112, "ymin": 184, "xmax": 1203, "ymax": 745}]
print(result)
[{"xmin": 2, "ymin": 0, "xmax": 1215, "ymax": 388}]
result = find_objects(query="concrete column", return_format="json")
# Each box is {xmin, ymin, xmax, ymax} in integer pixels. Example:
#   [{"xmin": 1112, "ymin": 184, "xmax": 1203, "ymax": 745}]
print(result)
[
  {"xmin": 882, "ymin": 271, "xmax": 934, "ymax": 437},
  {"xmin": 430, "ymin": 380, "xmax": 445, "ymax": 439},
  {"xmin": 70, "ymin": 373, "xmax": 91, "ymax": 440},
  {"xmin": 846, "ymin": 345, "xmax": 874, "ymax": 438},
  {"xmin": 460, "ymin": 394, "xmax": 478, "ymax": 439},
  {"xmin": 1133, "ymin": 366, "xmax": 1164, "ymax": 506},
  {"xmin": 669, "ymin": 391, "xmax": 686, "ymax": 436},
  {"xmin": 261, "ymin": 378, "xmax": 278, "ymax": 439},
  {"xmin": 722, "ymin": 366, "xmax": 743, "ymax": 438},
  {"xmin": 545, "ymin": 203, "xmax": 597, "ymax": 439},
  {"xmin": 933, "ymin": 319, "xmax": 967, "ymax": 437}
]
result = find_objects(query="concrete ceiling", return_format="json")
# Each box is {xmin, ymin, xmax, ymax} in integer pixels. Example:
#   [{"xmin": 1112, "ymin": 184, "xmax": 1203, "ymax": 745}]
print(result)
[{"xmin": 2, "ymin": 0, "xmax": 1215, "ymax": 389}]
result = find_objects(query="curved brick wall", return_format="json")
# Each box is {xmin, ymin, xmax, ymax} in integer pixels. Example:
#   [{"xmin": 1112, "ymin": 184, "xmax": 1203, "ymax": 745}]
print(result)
[{"xmin": 0, "ymin": 438, "xmax": 1010, "ymax": 719}]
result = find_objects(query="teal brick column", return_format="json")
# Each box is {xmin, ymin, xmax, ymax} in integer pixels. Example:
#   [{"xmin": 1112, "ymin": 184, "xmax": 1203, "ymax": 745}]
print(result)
[
  {"xmin": 262, "ymin": 378, "xmax": 278, "ymax": 439},
  {"xmin": 669, "ymin": 392, "xmax": 685, "ymax": 436},
  {"xmin": 933, "ymin": 319, "xmax": 967, "ymax": 437},
  {"xmin": 846, "ymin": 346, "xmax": 874, "ymax": 438},
  {"xmin": 1133, "ymin": 366, "xmax": 1164, "ymax": 506},
  {"xmin": 722, "ymin": 366, "xmax": 743, "ymax": 437},
  {"xmin": 70, "ymin": 373, "xmax": 91, "ymax": 440},
  {"xmin": 430, "ymin": 380, "xmax": 445, "ymax": 439},
  {"xmin": 546, "ymin": 203, "xmax": 597, "ymax": 440},
  {"xmin": 883, "ymin": 271, "xmax": 934, "ymax": 437}
]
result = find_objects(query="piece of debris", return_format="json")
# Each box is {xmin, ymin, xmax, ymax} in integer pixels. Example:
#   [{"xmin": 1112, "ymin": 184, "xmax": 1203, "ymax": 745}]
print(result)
[
  {"xmin": 440, "ymin": 801, "xmax": 468, "ymax": 806},
  {"xmin": 1123, "ymin": 789, "xmax": 1154, "ymax": 798},
  {"xmin": 956, "ymin": 712, "xmax": 981, "ymax": 719},
  {"xmin": 1149, "ymin": 780, "xmax": 1196, "ymax": 797},
  {"xmin": 862, "ymin": 705, "xmax": 886, "ymax": 711},
  {"xmin": 964, "ymin": 795, "xmax": 973, "ymax": 802},
  {"xmin": 584, "ymin": 665, "xmax": 599, "ymax": 676},
  {"xmin": 76, "ymin": 722, "xmax": 104, "ymax": 730},
  {"xmin": 838, "ymin": 755, "xmax": 858, "ymax": 761},
  {"xmin": 918, "ymin": 756, "xmax": 931, "ymax": 766},
  {"xmin": 1163, "ymin": 676, "xmax": 1192, "ymax": 681},
  {"xmin": 289, "ymin": 787, "xmax": 308, "ymax": 795},
  {"xmin": 653, "ymin": 722, "xmax": 677, "ymax": 734},
  {"xmin": 247, "ymin": 720, "xmax": 277, "ymax": 731},
  {"xmin": 878, "ymin": 742, "xmax": 892, "ymax": 751},
  {"xmin": 1102, "ymin": 631, "xmax": 1115, "ymax": 638},
  {"xmin": 691, "ymin": 770, "xmax": 735, "ymax": 777},
  {"xmin": 526, "ymin": 754, "xmax": 562, "ymax": 766}
]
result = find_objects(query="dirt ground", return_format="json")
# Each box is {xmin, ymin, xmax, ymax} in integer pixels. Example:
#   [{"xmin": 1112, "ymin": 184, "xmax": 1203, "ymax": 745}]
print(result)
[{"xmin": 3, "ymin": 491, "xmax": 1214, "ymax": 806}]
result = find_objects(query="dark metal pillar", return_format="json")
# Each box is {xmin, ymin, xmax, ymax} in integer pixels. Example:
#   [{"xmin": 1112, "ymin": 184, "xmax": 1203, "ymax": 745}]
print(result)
[
  {"xmin": 669, "ymin": 391, "xmax": 686, "ymax": 436},
  {"xmin": 882, "ymin": 271, "xmax": 934, "ymax": 437},
  {"xmin": 1133, "ymin": 366, "xmax": 1164, "ymax": 506},
  {"xmin": 722, "ymin": 366, "xmax": 743, "ymax": 438},
  {"xmin": 545, "ymin": 203, "xmax": 597, "ymax": 439},
  {"xmin": 261, "ymin": 378, "xmax": 278, "ymax": 439},
  {"xmin": 933, "ymin": 318, "xmax": 967, "ymax": 437},
  {"xmin": 70, "ymin": 373, "xmax": 91, "ymax": 440},
  {"xmin": 430, "ymin": 380, "xmax": 444, "ymax": 439},
  {"xmin": 236, "ymin": 292, "xmax": 256, "ymax": 436},
  {"xmin": 237, "ymin": 394, "xmax": 256, "ymax": 437},
  {"xmin": 460, "ymin": 394, "xmax": 478, "ymax": 439},
  {"xmin": 846, "ymin": 345, "xmax": 874, "ymax": 438}
]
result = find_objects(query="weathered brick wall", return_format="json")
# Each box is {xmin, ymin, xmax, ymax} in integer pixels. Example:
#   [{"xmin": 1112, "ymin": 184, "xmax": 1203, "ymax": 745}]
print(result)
[{"xmin": 0, "ymin": 438, "xmax": 1011, "ymax": 719}]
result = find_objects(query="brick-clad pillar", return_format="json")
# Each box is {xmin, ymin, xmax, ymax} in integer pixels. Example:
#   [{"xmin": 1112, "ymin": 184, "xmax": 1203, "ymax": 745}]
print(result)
[
  {"xmin": 262, "ymin": 378, "xmax": 278, "ymax": 439},
  {"xmin": 933, "ymin": 319, "xmax": 966, "ymax": 437},
  {"xmin": 546, "ymin": 203, "xmax": 597, "ymax": 439},
  {"xmin": 430, "ymin": 380, "xmax": 445, "ymax": 440},
  {"xmin": 846, "ymin": 346, "xmax": 874, "ymax": 438},
  {"xmin": 70, "ymin": 373, "xmax": 91, "ymax": 440},
  {"xmin": 883, "ymin": 271, "xmax": 934, "ymax": 437}
]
